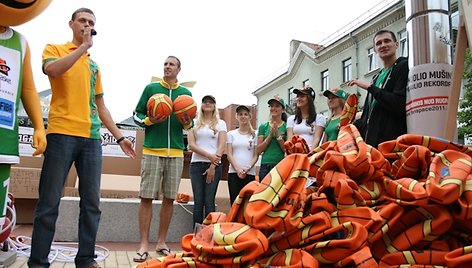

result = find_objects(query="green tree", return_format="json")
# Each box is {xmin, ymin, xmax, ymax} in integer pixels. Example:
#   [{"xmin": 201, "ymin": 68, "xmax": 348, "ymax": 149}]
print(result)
[{"xmin": 457, "ymin": 48, "xmax": 472, "ymax": 141}]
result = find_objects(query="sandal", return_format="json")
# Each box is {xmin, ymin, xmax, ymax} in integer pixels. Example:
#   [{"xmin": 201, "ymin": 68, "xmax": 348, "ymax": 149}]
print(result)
[
  {"xmin": 133, "ymin": 251, "xmax": 149, "ymax": 262},
  {"xmin": 156, "ymin": 248, "xmax": 171, "ymax": 256}
]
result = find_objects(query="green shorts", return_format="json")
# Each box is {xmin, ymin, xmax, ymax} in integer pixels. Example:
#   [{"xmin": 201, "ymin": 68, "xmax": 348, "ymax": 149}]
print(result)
[{"xmin": 139, "ymin": 154, "xmax": 183, "ymax": 199}]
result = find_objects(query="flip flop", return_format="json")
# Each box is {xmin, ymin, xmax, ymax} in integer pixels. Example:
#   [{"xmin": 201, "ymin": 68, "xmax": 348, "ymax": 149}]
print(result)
[
  {"xmin": 156, "ymin": 248, "xmax": 171, "ymax": 256},
  {"xmin": 133, "ymin": 251, "xmax": 149, "ymax": 263}
]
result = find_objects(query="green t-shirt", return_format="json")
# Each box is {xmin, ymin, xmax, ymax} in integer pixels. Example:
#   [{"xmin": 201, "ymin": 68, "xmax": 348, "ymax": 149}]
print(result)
[
  {"xmin": 325, "ymin": 117, "xmax": 341, "ymax": 141},
  {"xmin": 370, "ymin": 66, "xmax": 393, "ymax": 110},
  {"xmin": 257, "ymin": 122, "xmax": 286, "ymax": 164}
]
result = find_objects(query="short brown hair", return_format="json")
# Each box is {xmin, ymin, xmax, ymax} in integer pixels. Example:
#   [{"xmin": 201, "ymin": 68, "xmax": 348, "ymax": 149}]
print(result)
[
  {"xmin": 167, "ymin": 56, "xmax": 181, "ymax": 68},
  {"xmin": 373, "ymin": 30, "xmax": 397, "ymax": 43},
  {"xmin": 71, "ymin": 8, "xmax": 95, "ymax": 21}
]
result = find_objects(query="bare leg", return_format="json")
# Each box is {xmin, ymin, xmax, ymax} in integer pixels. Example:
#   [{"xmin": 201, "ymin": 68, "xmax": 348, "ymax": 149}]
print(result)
[
  {"xmin": 156, "ymin": 197, "xmax": 174, "ymax": 250},
  {"xmin": 137, "ymin": 198, "xmax": 153, "ymax": 253}
]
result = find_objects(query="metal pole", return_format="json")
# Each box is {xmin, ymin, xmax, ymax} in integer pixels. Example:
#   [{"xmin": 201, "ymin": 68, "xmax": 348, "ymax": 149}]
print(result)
[{"xmin": 405, "ymin": 0, "xmax": 453, "ymax": 138}]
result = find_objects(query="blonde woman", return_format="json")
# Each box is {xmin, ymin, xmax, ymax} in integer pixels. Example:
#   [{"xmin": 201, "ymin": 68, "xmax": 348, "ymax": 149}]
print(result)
[
  {"xmin": 322, "ymin": 88, "xmax": 348, "ymax": 142},
  {"xmin": 187, "ymin": 95, "xmax": 227, "ymax": 225},
  {"xmin": 226, "ymin": 105, "xmax": 259, "ymax": 204}
]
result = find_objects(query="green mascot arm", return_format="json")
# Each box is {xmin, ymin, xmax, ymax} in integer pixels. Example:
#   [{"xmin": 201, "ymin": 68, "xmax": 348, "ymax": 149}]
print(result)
[{"xmin": 20, "ymin": 43, "xmax": 47, "ymax": 156}]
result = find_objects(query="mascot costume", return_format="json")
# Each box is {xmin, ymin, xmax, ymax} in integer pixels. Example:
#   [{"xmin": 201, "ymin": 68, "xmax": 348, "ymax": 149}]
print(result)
[{"xmin": 0, "ymin": 0, "xmax": 51, "ymax": 252}]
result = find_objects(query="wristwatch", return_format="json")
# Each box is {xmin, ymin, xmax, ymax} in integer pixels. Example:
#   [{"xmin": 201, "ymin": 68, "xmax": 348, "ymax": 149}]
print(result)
[{"xmin": 276, "ymin": 136, "xmax": 283, "ymax": 141}]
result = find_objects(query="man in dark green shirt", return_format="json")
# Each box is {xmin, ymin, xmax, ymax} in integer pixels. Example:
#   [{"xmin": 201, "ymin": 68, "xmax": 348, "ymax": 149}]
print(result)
[{"xmin": 349, "ymin": 30, "xmax": 408, "ymax": 148}]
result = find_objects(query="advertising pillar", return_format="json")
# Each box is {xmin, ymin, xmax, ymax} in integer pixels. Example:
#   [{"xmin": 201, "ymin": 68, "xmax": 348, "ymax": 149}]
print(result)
[{"xmin": 405, "ymin": 0, "xmax": 453, "ymax": 138}]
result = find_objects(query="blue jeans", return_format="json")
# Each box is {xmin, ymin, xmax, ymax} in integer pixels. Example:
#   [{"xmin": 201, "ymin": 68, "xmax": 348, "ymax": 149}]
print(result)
[
  {"xmin": 28, "ymin": 134, "xmax": 102, "ymax": 268},
  {"xmin": 259, "ymin": 163, "xmax": 277, "ymax": 181},
  {"xmin": 189, "ymin": 162, "xmax": 221, "ymax": 225}
]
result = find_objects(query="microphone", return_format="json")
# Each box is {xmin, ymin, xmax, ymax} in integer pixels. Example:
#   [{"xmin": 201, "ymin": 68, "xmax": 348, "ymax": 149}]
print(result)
[{"xmin": 91, "ymin": 29, "xmax": 97, "ymax": 36}]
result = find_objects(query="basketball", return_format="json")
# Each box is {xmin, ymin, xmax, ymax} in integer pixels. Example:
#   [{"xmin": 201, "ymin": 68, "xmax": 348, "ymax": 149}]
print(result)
[
  {"xmin": 147, "ymin": 93, "xmax": 173, "ymax": 118},
  {"xmin": 173, "ymin": 95, "xmax": 197, "ymax": 121},
  {"xmin": 176, "ymin": 192, "xmax": 190, "ymax": 203}
]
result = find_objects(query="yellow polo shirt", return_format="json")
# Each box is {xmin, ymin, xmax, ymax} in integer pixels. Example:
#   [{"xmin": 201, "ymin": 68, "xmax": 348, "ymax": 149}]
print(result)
[{"xmin": 42, "ymin": 42, "xmax": 103, "ymax": 139}]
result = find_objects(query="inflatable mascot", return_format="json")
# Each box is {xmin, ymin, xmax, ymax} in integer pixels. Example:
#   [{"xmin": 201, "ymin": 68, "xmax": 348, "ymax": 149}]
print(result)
[{"xmin": 0, "ymin": 0, "xmax": 51, "ymax": 243}]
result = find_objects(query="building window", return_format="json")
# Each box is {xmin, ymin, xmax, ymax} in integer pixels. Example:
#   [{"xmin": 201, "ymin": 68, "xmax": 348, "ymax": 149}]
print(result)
[
  {"xmin": 303, "ymin": 79, "xmax": 310, "ymax": 88},
  {"xmin": 288, "ymin": 87, "xmax": 296, "ymax": 106},
  {"xmin": 342, "ymin": 58, "xmax": 352, "ymax": 82},
  {"xmin": 321, "ymin": 70, "xmax": 329, "ymax": 91},
  {"xmin": 451, "ymin": 10, "xmax": 459, "ymax": 50},
  {"xmin": 367, "ymin": 47, "xmax": 379, "ymax": 72},
  {"xmin": 398, "ymin": 29, "xmax": 408, "ymax": 57},
  {"xmin": 288, "ymin": 87, "xmax": 296, "ymax": 114}
]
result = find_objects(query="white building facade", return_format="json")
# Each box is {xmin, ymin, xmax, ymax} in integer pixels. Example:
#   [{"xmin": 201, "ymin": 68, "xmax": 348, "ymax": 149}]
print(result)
[{"xmin": 253, "ymin": 0, "xmax": 460, "ymax": 126}]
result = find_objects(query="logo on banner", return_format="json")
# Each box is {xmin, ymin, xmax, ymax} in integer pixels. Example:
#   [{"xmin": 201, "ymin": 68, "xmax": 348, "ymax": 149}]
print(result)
[
  {"xmin": 18, "ymin": 127, "xmax": 38, "ymax": 156},
  {"xmin": 0, "ymin": 58, "xmax": 11, "ymax": 76},
  {"xmin": 18, "ymin": 127, "xmax": 138, "ymax": 157},
  {"xmin": 101, "ymin": 132, "xmax": 136, "ymax": 147},
  {"xmin": 99, "ymin": 128, "xmax": 137, "ymax": 158},
  {"xmin": 18, "ymin": 131, "xmax": 34, "ymax": 145}
]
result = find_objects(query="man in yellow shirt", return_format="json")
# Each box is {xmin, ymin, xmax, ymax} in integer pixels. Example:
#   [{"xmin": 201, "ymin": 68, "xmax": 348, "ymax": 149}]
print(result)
[{"xmin": 28, "ymin": 8, "xmax": 135, "ymax": 268}]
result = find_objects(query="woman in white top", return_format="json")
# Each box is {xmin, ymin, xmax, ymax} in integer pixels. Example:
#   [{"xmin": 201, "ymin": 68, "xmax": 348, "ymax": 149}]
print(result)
[
  {"xmin": 187, "ymin": 95, "xmax": 227, "ymax": 225},
  {"xmin": 287, "ymin": 87, "xmax": 326, "ymax": 151},
  {"xmin": 226, "ymin": 105, "xmax": 259, "ymax": 204}
]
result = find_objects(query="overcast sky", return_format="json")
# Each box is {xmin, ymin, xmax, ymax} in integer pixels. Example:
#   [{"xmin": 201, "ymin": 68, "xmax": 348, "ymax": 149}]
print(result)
[{"xmin": 15, "ymin": 0, "xmax": 390, "ymax": 121}]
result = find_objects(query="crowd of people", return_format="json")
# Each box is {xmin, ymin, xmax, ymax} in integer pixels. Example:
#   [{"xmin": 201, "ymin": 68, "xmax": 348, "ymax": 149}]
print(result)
[
  {"xmin": 129, "ymin": 28, "xmax": 408, "ymax": 263},
  {"xmin": 1, "ymin": 5, "xmax": 409, "ymax": 267}
]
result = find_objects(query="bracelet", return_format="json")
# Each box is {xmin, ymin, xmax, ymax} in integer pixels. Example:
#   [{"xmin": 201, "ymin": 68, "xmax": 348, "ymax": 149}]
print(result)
[{"xmin": 116, "ymin": 136, "xmax": 125, "ymax": 144}]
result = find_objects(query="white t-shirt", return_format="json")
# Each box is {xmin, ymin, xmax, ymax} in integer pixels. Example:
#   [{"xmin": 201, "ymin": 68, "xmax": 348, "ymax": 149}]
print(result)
[
  {"xmin": 287, "ymin": 114, "xmax": 326, "ymax": 150},
  {"xmin": 226, "ymin": 129, "xmax": 257, "ymax": 175},
  {"xmin": 191, "ymin": 119, "xmax": 227, "ymax": 162}
]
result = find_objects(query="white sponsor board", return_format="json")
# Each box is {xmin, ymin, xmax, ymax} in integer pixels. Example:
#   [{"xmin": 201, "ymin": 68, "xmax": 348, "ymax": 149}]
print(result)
[
  {"xmin": 18, "ymin": 126, "xmax": 38, "ymax": 157},
  {"xmin": 465, "ymin": 134, "xmax": 472, "ymax": 146},
  {"xmin": 100, "ymin": 128, "xmax": 137, "ymax": 157},
  {"xmin": 406, "ymin": 63, "xmax": 453, "ymax": 138},
  {"xmin": 18, "ymin": 127, "xmax": 137, "ymax": 158}
]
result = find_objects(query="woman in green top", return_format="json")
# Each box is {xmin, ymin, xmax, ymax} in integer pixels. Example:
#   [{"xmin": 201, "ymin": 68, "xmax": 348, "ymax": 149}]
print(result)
[
  {"xmin": 256, "ymin": 96, "xmax": 287, "ymax": 181},
  {"xmin": 322, "ymin": 88, "xmax": 349, "ymax": 142}
]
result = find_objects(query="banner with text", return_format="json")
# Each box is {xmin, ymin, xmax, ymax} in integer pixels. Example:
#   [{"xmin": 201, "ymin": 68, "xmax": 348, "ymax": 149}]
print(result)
[
  {"xmin": 406, "ymin": 63, "xmax": 453, "ymax": 138},
  {"xmin": 99, "ymin": 128, "xmax": 137, "ymax": 157},
  {"xmin": 19, "ymin": 127, "xmax": 137, "ymax": 158}
]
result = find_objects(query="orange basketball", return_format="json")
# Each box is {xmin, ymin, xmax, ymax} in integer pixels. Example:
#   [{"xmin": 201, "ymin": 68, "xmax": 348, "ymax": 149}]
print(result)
[
  {"xmin": 147, "ymin": 93, "xmax": 172, "ymax": 118},
  {"xmin": 176, "ymin": 192, "xmax": 190, "ymax": 203},
  {"xmin": 173, "ymin": 95, "xmax": 197, "ymax": 121}
]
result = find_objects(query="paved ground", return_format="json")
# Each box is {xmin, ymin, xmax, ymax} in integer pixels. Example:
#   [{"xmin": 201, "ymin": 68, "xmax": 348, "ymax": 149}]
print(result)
[
  {"xmin": 8, "ymin": 250, "xmax": 178, "ymax": 268},
  {"xmin": 5, "ymin": 225, "xmax": 182, "ymax": 268}
]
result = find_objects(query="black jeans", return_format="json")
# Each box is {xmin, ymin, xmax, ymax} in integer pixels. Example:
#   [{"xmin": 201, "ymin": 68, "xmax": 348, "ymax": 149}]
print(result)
[
  {"xmin": 259, "ymin": 163, "xmax": 278, "ymax": 181},
  {"xmin": 227, "ymin": 173, "xmax": 256, "ymax": 204}
]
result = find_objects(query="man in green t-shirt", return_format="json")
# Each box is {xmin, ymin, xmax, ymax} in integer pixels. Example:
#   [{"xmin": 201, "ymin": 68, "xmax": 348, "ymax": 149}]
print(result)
[{"xmin": 349, "ymin": 30, "xmax": 408, "ymax": 148}]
